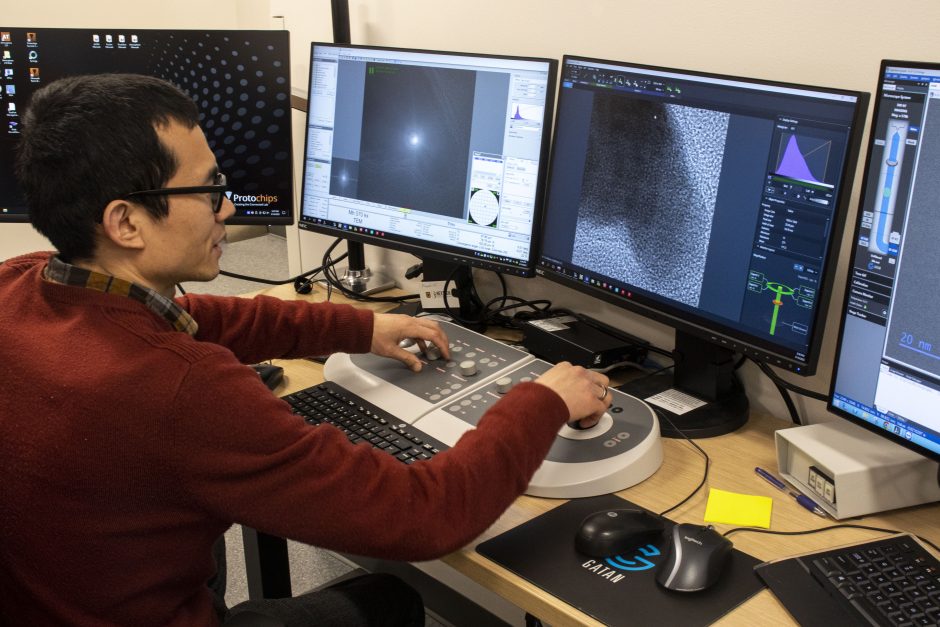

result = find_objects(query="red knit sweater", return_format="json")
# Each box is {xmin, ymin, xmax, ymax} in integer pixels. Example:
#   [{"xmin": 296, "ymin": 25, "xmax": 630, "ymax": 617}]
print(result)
[{"xmin": 0, "ymin": 252, "xmax": 568, "ymax": 626}]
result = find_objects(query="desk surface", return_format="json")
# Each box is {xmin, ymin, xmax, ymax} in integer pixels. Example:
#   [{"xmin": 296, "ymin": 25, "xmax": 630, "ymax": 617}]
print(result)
[{"xmin": 251, "ymin": 283, "xmax": 940, "ymax": 626}]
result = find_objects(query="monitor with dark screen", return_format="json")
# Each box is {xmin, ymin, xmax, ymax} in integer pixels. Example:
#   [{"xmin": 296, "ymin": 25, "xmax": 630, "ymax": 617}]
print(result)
[
  {"xmin": 538, "ymin": 56, "xmax": 868, "ymax": 436},
  {"xmin": 298, "ymin": 43, "xmax": 556, "ymax": 280},
  {"xmin": 0, "ymin": 27, "xmax": 293, "ymax": 225},
  {"xmin": 829, "ymin": 60, "xmax": 940, "ymax": 462}
]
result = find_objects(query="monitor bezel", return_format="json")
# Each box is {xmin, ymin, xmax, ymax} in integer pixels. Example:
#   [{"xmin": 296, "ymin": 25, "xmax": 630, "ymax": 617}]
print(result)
[
  {"xmin": 536, "ymin": 54, "xmax": 870, "ymax": 376},
  {"xmin": 297, "ymin": 41, "xmax": 558, "ymax": 278},
  {"xmin": 0, "ymin": 26, "xmax": 294, "ymax": 227},
  {"xmin": 827, "ymin": 58, "xmax": 940, "ymax": 463}
]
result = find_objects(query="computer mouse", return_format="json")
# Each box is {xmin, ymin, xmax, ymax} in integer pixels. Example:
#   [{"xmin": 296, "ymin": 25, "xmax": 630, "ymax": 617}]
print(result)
[
  {"xmin": 574, "ymin": 508, "xmax": 665, "ymax": 557},
  {"xmin": 251, "ymin": 363, "xmax": 284, "ymax": 391},
  {"xmin": 656, "ymin": 523, "xmax": 733, "ymax": 592}
]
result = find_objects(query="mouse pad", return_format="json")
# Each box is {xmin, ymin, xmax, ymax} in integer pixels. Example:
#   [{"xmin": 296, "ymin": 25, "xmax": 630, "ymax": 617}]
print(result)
[{"xmin": 476, "ymin": 494, "xmax": 765, "ymax": 626}]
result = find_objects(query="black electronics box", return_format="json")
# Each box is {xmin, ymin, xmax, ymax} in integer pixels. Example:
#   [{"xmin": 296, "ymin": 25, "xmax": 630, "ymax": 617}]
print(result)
[{"xmin": 521, "ymin": 313, "xmax": 649, "ymax": 368}]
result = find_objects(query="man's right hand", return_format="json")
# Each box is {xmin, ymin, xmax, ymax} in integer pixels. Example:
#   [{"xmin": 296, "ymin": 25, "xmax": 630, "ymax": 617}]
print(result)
[{"xmin": 534, "ymin": 362, "xmax": 612, "ymax": 429}]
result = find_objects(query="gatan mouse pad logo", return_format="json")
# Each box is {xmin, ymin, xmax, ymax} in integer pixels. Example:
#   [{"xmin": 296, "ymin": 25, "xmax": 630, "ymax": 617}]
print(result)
[{"xmin": 581, "ymin": 544, "xmax": 662, "ymax": 583}]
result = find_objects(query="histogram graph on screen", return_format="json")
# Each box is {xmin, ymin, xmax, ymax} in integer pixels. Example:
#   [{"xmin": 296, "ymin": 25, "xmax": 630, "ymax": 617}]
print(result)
[{"xmin": 774, "ymin": 133, "xmax": 833, "ymax": 186}]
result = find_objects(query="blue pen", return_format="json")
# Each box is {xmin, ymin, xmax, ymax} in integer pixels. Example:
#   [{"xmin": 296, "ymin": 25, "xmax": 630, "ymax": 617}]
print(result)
[{"xmin": 755, "ymin": 467, "xmax": 828, "ymax": 518}]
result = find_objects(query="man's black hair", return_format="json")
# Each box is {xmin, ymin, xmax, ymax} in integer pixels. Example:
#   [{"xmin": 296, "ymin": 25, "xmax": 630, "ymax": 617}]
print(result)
[{"xmin": 15, "ymin": 73, "xmax": 201, "ymax": 262}]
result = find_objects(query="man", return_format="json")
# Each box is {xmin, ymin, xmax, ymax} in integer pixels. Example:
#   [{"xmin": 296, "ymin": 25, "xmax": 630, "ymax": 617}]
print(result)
[{"xmin": 0, "ymin": 74, "xmax": 611, "ymax": 626}]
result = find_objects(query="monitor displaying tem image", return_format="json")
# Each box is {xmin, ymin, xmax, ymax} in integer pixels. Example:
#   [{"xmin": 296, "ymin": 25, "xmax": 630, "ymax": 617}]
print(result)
[
  {"xmin": 830, "ymin": 60, "xmax": 940, "ymax": 462},
  {"xmin": 0, "ymin": 27, "xmax": 293, "ymax": 225},
  {"xmin": 299, "ymin": 43, "xmax": 556, "ymax": 276},
  {"xmin": 538, "ymin": 56, "xmax": 868, "ymax": 436}
]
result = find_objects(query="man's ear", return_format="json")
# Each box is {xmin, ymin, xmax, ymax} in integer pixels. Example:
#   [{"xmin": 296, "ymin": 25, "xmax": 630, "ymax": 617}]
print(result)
[{"xmin": 99, "ymin": 199, "xmax": 148, "ymax": 251}]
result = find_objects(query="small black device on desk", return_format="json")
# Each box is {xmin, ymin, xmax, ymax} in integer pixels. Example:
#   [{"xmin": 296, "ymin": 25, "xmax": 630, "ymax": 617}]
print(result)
[
  {"xmin": 521, "ymin": 313, "xmax": 649, "ymax": 369},
  {"xmin": 657, "ymin": 523, "xmax": 733, "ymax": 592},
  {"xmin": 251, "ymin": 363, "xmax": 284, "ymax": 391},
  {"xmin": 574, "ymin": 509, "xmax": 732, "ymax": 593},
  {"xmin": 575, "ymin": 508, "xmax": 664, "ymax": 558}
]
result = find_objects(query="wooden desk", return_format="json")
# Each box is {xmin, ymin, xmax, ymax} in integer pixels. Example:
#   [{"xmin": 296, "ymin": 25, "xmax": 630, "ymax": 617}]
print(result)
[{"xmin": 245, "ymin": 284, "xmax": 940, "ymax": 625}]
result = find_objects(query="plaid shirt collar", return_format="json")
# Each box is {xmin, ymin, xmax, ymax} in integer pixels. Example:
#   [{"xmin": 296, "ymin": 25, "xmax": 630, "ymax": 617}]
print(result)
[{"xmin": 44, "ymin": 255, "xmax": 199, "ymax": 336}]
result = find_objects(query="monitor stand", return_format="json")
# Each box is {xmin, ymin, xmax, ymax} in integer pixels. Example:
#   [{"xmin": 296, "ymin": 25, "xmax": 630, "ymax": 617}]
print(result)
[
  {"xmin": 620, "ymin": 330, "xmax": 748, "ymax": 439},
  {"xmin": 388, "ymin": 258, "xmax": 485, "ymax": 330},
  {"xmin": 337, "ymin": 241, "xmax": 396, "ymax": 296}
]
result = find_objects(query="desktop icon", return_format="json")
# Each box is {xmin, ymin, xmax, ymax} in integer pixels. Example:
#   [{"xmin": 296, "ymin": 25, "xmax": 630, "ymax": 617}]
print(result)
[
  {"xmin": 105, "ymin": 35, "xmax": 113, "ymax": 44},
  {"xmin": 118, "ymin": 35, "xmax": 126, "ymax": 44},
  {"xmin": 92, "ymin": 34, "xmax": 100, "ymax": 43},
  {"xmin": 2, "ymin": 50, "xmax": 11, "ymax": 60},
  {"xmin": 7, "ymin": 102, "xmax": 15, "ymax": 114},
  {"xmin": 8, "ymin": 120, "xmax": 18, "ymax": 132},
  {"xmin": 1, "ymin": 32, "xmax": 10, "ymax": 43},
  {"xmin": 26, "ymin": 32, "xmax": 37, "ymax": 44},
  {"xmin": 5, "ymin": 84, "xmax": 14, "ymax": 96},
  {"xmin": 131, "ymin": 34, "xmax": 139, "ymax": 44},
  {"xmin": 28, "ymin": 50, "xmax": 37, "ymax": 62},
  {"xmin": 29, "ymin": 67, "xmax": 39, "ymax": 79},
  {"xmin": 3, "ymin": 68, "xmax": 12, "ymax": 78}
]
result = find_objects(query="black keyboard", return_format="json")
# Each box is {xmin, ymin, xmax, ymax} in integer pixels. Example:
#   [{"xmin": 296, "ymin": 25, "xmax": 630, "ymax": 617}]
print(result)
[
  {"xmin": 283, "ymin": 381, "xmax": 450, "ymax": 464},
  {"xmin": 757, "ymin": 534, "xmax": 940, "ymax": 626}
]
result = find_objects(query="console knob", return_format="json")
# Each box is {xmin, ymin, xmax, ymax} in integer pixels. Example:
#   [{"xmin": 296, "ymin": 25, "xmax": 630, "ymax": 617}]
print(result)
[
  {"xmin": 424, "ymin": 345, "xmax": 442, "ymax": 361},
  {"xmin": 459, "ymin": 360, "xmax": 477, "ymax": 376},
  {"xmin": 495, "ymin": 377, "xmax": 513, "ymax": 394},
  {"xmin": 398, "ymin": 338, "xmax": 416, "ymax": 348}
]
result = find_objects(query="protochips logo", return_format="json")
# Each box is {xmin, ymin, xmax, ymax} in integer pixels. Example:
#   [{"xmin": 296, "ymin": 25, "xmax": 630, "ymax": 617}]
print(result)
[{"xmin": 228, "ymin": 191, "xmax": 279, "ymax": 206}]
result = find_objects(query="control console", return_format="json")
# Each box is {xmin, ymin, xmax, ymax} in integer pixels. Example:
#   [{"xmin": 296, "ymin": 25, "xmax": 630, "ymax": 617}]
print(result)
[
  {"xmin": 325, "ymin": 321, "xmax": 533, "ymax": 423},
  {"xmin": 323, "ymin": 320, "xmax": 663, "ymax": 498}
]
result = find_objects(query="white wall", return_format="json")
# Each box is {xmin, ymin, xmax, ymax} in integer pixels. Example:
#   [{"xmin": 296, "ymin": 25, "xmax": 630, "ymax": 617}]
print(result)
[{"xmin": 278, "ymin": 0, "xmax": 940, "ymax": 425}]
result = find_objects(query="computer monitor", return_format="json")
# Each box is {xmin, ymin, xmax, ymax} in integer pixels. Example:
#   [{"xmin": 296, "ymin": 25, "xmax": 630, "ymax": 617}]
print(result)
[
  {"xmin": 0, "ymin": 27, "xmax": 293, "ymax": 225},
  {"xmin": 537, "ymin": 56, "xmax": 869, "ymax": 437},
  {"xmin": 298, "ymin": 43, "xmax": 557, "ymax": 302},
  {"xmin": 829, "ymin": 60, "xmax": 940, "ymax": 463}
]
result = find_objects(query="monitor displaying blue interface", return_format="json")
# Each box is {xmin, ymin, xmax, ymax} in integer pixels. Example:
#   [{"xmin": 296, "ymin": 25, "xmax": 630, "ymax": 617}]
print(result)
[
  {"xmin": 829, "ymin": 60, "xmax": 940, "ymax": 462},
  {"xmin": 0, "ymin": 27, "xmax": 293, "ymax": 225},
  {"xmin": 298, "ymin": 43, "xmax": 556, "ymax": 276},
  {"xmin": 538, "ymin": 56, "xmax": 867, "ymax": 376}
]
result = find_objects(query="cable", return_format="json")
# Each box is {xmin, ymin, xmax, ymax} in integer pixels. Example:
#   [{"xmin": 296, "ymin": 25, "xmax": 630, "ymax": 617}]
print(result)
[
  {"xmin": 218, "ymin": 269, "xmax": 296, "ymax": 286},
  {"xmin": 655, "ymin": 408, "xmax": 711, "ymax": 518},
  {"xmin": 756, "ymin": 360, "xmax": 803, "ymax": 425},
  {"xmin": 321, "ymin": 239, "xmax": 420, "ymax": 304},
  {"xmin": 722, "ymin": 523, "xmax": 940, "ymax": 554},
  {"xmin": 752, "ymin": 357, "xmax": 828, "ymax": 402},
  {"xmin": 437, "ymin": 266, "xmax": 553, "ymax": 329},
  {"xmin": 293, "ymin": 251, "xmax": 349, "ymax": 295}
]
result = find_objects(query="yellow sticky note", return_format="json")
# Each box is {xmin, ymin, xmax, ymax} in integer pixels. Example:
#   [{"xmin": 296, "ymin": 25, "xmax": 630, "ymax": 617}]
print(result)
[{"xmin": 703, "ymin": 488, "xmax": 773, "ymax": 528}]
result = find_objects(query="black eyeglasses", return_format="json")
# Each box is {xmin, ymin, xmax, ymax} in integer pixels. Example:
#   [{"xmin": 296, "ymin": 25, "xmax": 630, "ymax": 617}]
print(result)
[{"xmin": 123, "ymin": 172, "xmax": 228, "ymax": 214}]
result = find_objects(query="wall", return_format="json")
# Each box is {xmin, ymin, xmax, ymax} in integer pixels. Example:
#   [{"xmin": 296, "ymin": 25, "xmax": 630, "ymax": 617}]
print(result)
[{"xmin": 279, "ymin": 0, "xmax": 940, "ymax": 425}]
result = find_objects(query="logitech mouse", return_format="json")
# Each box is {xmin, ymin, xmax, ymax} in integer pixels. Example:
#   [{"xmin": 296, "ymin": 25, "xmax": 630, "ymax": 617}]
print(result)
[
  {"xmin": 251, "ymin": 363, "xmax": 284, "ymax": 391},
  {"xmin": 575, "ymin": 508, "xmax": 665, "ymax": 557},
  {"xmin": 656, "ymin": 523, "xmax": 732, "ymax": 592}
]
